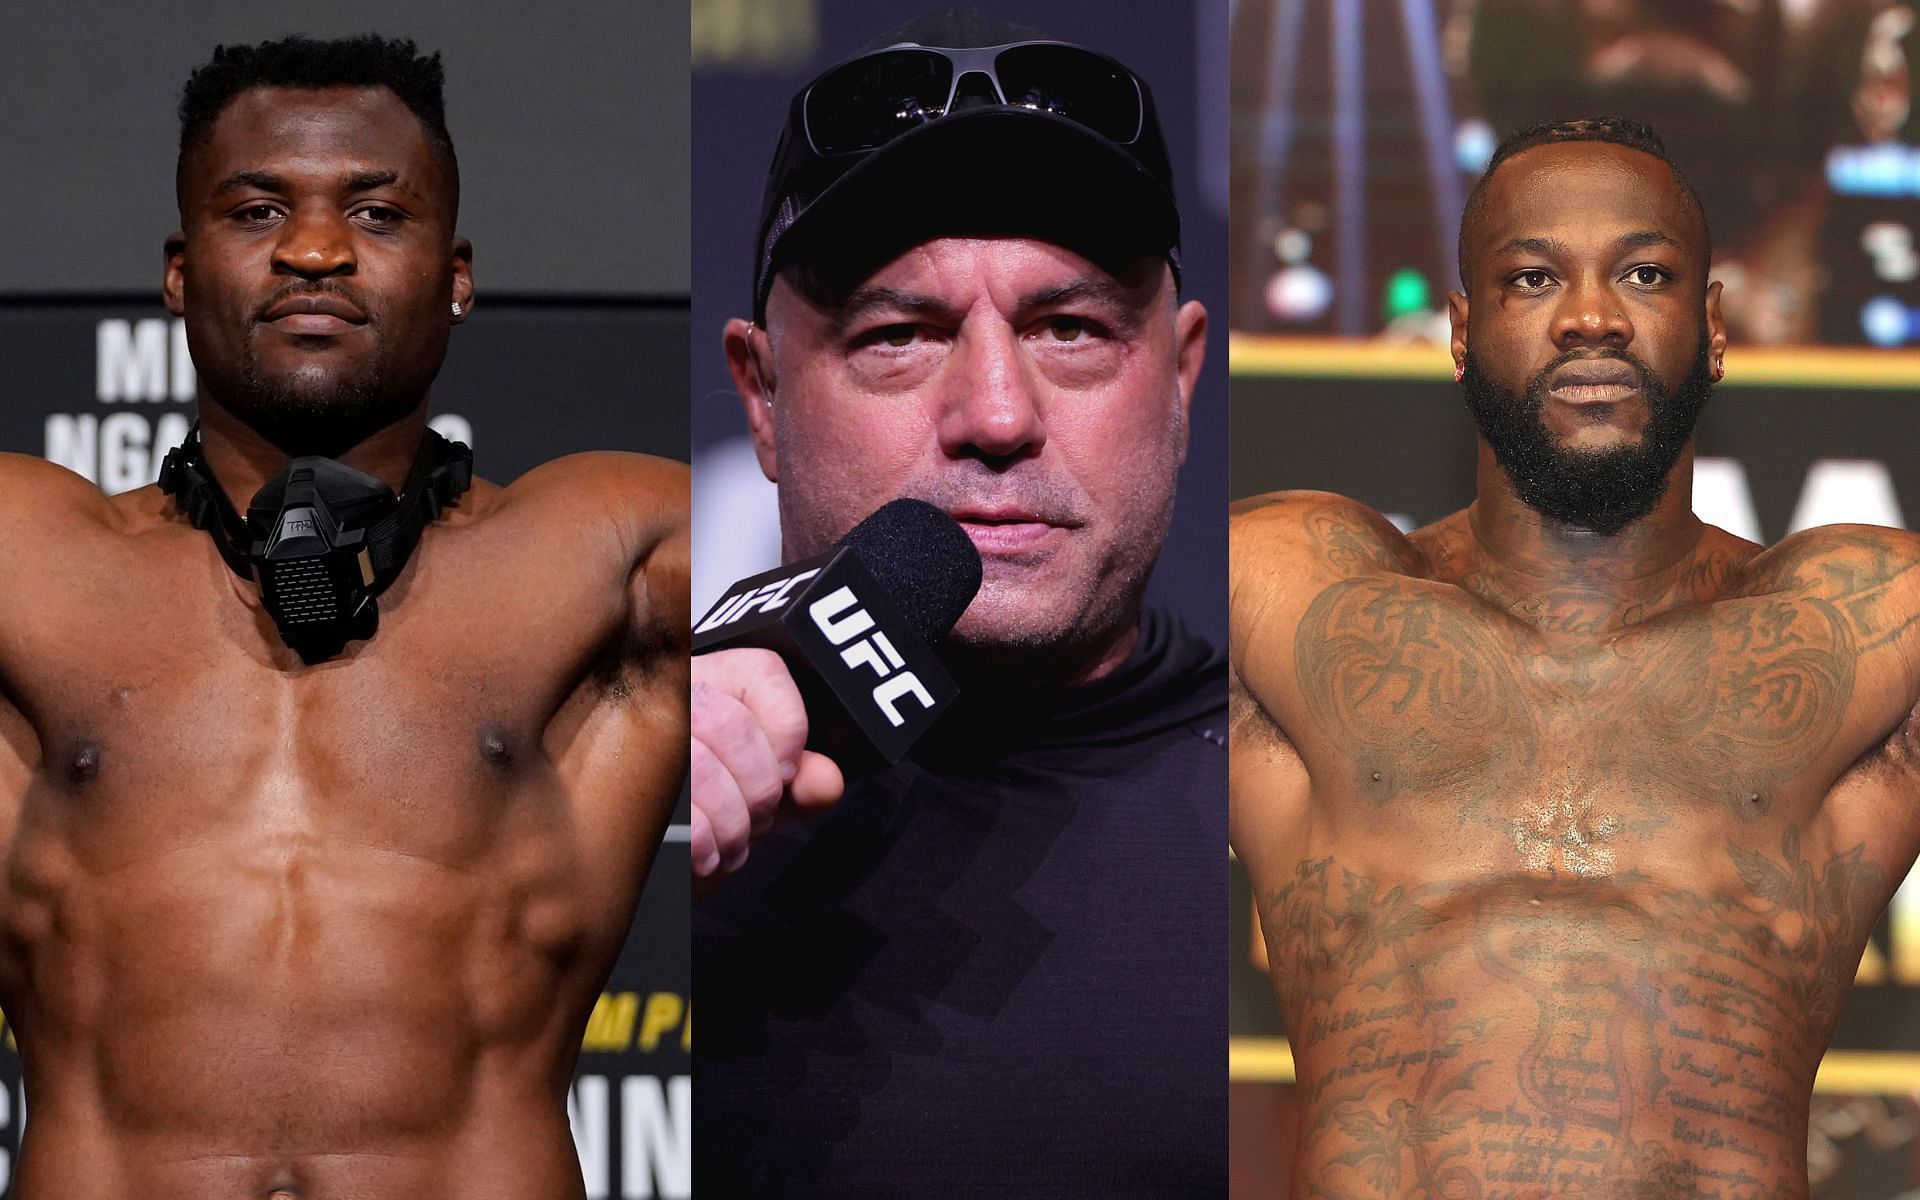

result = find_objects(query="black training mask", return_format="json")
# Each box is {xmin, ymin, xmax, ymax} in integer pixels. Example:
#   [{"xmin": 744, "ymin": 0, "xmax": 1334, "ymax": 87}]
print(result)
[{"xmin": 160, "ymin": 426, "xmax": 472, "ymax": 663}]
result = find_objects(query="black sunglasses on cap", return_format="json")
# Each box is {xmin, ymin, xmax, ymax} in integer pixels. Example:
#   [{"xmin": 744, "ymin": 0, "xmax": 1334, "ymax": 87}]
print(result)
[
  {"xmin": 801, "ymin": 41, "xmax": 1148, "ymax": 156},
  {"xmin": 752, "ymin": 36, "xmax": 1180, "ymax": 321}
]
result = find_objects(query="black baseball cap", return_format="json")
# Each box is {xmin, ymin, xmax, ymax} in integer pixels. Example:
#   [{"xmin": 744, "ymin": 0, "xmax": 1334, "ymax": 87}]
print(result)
[{"xmin": 751, "ymin": 9, "xmax": 1183, "ymax": 321}]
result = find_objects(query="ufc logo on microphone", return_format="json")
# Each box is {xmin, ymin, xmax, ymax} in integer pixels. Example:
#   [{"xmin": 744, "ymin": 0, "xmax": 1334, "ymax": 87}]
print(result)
[
  {"xmin": 807, "ymin": 586, "xmax": 935, "ymax": 728},
  {"xmin": 693, "ymin": 567, "xmax": 821, "ymax": 634}
]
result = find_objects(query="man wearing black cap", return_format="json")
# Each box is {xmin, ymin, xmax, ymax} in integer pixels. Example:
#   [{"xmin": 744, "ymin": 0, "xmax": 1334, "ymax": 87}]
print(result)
[{"xmin": 691, "ymin": 9, "xmax": 1225, "ymax": 1195}]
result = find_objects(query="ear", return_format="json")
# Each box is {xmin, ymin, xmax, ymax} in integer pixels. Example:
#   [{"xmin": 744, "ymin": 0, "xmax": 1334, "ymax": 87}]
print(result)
[
  {"xmin": 724, "ymin": 317, "xmax": 780, "ymax": 482},
  {"xmin": 1447, "ymin": 290, "xmax": 1470, "ymax": 375},
  {"xmin": 1704, "ymin": 278, "xmax": 1727, "ymax": 379},
  {"xmin": 163, "ymin": 231, "xmax": 187, "ymax": 317},
  {"xmin": 1172, "ymin": 299, "xmax": 1207, "ymax": 465},
  {"xmin": 450, "ymin": 237, "xmax": 475, "ymax": 323}
]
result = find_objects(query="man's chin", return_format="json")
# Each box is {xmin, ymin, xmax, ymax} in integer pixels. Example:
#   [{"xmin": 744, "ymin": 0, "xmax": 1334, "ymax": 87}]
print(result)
[
  {"xmin": 1504, "ymin": 453, "xmax": 1677, "ymax": 535},
  {"xmin": 941, "ymin": 581, "xmax": 1138, "ymax": 676},
  {"xmin": 1547, "ymin": 426, "xmax": 1649, "ymax": 456},
  {"xmin": 944, "ymin": 584, "xmax": 1085, "ymax": 651},
  {"xmin": 221, "ymin": 389, "xmax": 411, "ymax": 458}
]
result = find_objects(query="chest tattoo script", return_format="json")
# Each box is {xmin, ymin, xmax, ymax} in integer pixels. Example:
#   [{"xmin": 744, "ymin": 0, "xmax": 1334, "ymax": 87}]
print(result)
[
  {"xmin": 1287, "ymin": 509, "xmax": 1901, "ymax": 808},
  {"xmin": 1264, "ymin": 832, "xmax": 1885, "ymax": 1198},
  {"xmin": 1259, "ymin": 510, "xmax": 1920, "ymax": 1196}
]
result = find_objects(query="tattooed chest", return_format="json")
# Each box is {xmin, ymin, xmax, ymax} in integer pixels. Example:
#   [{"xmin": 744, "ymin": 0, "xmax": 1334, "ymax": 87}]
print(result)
[
  {"xmin": 1293, "ymin": 577, "xmax": 1857, "ymax": 820},
  {"xmin": 1270, "ymin": 851, "xmax": 1883, "ymax": 1200}
]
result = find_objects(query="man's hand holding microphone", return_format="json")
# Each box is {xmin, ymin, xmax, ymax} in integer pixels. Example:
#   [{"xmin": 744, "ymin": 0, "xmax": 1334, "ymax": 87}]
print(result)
[{"xmin": 688, "ymin": 499, "xmax": 982, "ymax": 880}]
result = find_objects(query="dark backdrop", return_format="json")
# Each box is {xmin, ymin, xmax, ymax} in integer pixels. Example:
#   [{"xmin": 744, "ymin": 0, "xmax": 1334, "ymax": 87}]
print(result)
[{"xmin": 0, "ymin": 1, "xmax": 687, "ymax": 297}]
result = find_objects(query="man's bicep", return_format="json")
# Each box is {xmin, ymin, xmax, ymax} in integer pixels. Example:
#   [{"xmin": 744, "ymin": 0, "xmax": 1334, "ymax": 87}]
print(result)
[
  {"xmin": 0, "ymin": 694, "xmax": 30, "ymax": 815},
  {"xmin": 1228, "ymin": 660, "xmax": 1311, "ymax": 879},
  {"xmin": 537, "ymin": 454, "xmax": 693, "ymax": 906},
  {"xmin": 0, "ymin": 453, "xmax": 98, "ymax": 804},
  {"xmin": 550, "ymin": 514, "xmax": 689, "ymax": 909},
  {"xmin": 629, "ymin": 500, "xmax": 691, "ymax": 682},
  {"xmin": 1227, "ymin": 495, "xmax": 1331, "ymax": 734}
]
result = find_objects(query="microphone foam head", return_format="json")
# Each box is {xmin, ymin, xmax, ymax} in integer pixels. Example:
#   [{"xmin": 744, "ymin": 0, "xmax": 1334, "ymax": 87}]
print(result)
[{"xmin": 836, "ymin": 499, "xmax": 984, "ymax": 642}]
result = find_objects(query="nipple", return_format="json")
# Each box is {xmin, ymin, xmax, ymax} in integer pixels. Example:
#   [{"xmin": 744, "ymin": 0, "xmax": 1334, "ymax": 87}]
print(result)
[{"xmin": 67, "ymin": 743, "xmax": 100, "ymax": 786}]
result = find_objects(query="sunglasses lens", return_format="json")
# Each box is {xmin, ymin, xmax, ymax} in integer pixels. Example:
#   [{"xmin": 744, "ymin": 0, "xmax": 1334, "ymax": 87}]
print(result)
[
  {"xmin": 806, "ymin": 50, "xmax": 955, "ymax": 155},
  {"xmin": 993, "ymin": 45, "xmax": 1143, "ymax": 144}
]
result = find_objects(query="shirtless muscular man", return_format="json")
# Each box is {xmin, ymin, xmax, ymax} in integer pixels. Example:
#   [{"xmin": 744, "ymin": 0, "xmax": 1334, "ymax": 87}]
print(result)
[
  {"xmin": 1234, "ymin": 118, "xmax": 1920, "ymax": 1196},
  {"xmin": 0, "ymin": 35, "xmax": 687, "ymax": 1199}
]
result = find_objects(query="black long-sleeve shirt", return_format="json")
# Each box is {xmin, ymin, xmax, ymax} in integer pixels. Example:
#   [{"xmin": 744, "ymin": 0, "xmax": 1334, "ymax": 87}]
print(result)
[{"xmin": 695, "ymin": 609, "xmax": 1228, "ymax": 1197}]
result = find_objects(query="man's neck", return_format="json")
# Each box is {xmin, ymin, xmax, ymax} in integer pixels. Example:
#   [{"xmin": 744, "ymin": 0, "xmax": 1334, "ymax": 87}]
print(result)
[
  {"xmin": 1462, "ymin": 442, "xmax": 1708, "ymax": 625},
  {"xmin": 194, "ymin": 401, "xmax": 427, "ymax": 511}
]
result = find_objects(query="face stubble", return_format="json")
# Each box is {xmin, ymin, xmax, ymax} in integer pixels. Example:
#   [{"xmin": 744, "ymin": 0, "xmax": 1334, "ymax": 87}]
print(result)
[
  {"xmin": 229, "ymin": 282, "xmax": 412, "ymax": 459},
  {"xmin": 1462, "ymin": 336, "xmax": 1714, "ymax": 537},
  {"xmin": 175, "ymin": 87, "xmax": 459, "ymax": 462}
]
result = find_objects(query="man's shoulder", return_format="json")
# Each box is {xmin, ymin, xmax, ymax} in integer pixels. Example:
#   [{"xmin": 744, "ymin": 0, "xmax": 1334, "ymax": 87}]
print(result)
[
  {"xmin": 1737, "ymin": 523, "xmax": 1920, "ymax": 599},
  {"xmin": 500, "ymin": 450, "xmax": 688, "ymax": 504},
  {"xmin": 0, "ymin": 452, "xmax": 121, "ymax": 542},
  {"xmin": 487, "ymin": 451, "xmax": 689, "ymax": 540},
  {"xmin": 1231, "ymin": 489, "xmax": 1424, "ymax": 580}
]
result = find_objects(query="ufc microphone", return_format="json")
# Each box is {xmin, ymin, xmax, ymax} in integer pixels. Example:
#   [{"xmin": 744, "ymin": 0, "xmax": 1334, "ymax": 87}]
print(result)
[{"xmin": 691, "ymin": 499, "xmax": 984, "ymax": 767}]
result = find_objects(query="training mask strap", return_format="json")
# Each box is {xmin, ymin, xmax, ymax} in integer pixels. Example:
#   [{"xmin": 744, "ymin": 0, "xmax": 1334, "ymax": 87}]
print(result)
[
  {"xmin": 355, "ymin": 429, "xmax": 473, "ymax": 588},
  {"xmin": 159, "ymin": 424, "xmax": 473, "ymax": 662}
]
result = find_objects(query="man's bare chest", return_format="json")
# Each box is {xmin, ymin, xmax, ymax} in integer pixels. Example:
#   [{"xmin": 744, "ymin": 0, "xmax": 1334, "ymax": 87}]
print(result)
[
  {"xmin": 1291, "ymin": 573, "xmax": 1868, "ymax": 816},
  {"xmin": 0, "ymin": 540, "xmax": 624, "ymax": 863}
]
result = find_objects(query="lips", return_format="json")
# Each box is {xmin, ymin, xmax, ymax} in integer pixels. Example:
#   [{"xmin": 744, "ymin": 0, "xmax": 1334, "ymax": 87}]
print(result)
[
  {"xmin": 259, "ymin": 292, "xmax": 368, "ymax": 334},
  {"xmin": 946, "ymin": 506, "xmax": 1072, "ymax": 554},
  {"xmin": 1546, "ymin": 357, "xmax": 1642, "ymax": 403}
]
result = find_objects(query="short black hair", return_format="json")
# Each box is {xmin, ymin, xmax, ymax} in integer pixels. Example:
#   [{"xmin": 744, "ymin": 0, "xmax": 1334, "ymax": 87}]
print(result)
[
  {"xmin": 1457, "ymin": 117, "xmax": 1708, "ymax": 290},
  {"xmin": 177, "ymin": 34, "xmax": 458, "ymax": 217}
]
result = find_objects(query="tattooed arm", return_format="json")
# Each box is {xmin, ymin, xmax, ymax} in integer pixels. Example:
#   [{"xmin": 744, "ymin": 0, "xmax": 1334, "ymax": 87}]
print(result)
[
  {"xmin": 1745, "ymin": 526, "xmax": 1920, "ymax": 851},
  {"xmin": 1742, "ymin": 525, "xmax": 1920, "ymax": 739},
  {"xmin": 1228, "ymin": 491, "xmax": 1423, "ymax": 876}
]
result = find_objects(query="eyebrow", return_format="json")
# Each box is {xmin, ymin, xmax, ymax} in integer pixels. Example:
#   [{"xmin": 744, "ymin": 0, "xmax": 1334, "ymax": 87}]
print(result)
[
  {"xmin": 1612, "ymin": 229, "xmax": 1679, "ymax": 253},
  {"xmin": 1018, "ymin": 277, "xmax": 1144, "ymax": 331},
  {"xmin": 1495, "ymin": 230, "xmax": 1680, "ymax": 258},
  {"xmin": 827, "ymin": 287, "xmax": 961, "ymax": 337},
  {"xmin": 213, "ymin": 169, "xmax": 291, "ymax": 195},
  {"xmin": 827, "ymin": 276, "xmax": 1147, "ymax": 337},
  {"xmin": 211, "ymin": 168, "xmax": 415, "ymax": 197},
  {"xmin": 346, "ymin": 169, "xmax": 403, "ymax": 193}
]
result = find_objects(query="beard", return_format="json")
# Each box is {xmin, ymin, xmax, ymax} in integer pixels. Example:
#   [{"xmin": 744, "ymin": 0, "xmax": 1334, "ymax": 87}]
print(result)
[
  {"xmin": 1461, "ymin": 336, "xmax": 1713, "ymax": 537},
  {"xmin": 222, "ymin": 300, "xmax": 425, "ymax": 459}
]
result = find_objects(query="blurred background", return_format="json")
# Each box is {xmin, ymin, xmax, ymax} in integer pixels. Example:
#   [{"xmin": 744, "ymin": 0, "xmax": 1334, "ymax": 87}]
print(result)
[
  {"xmin": 689, "ymin": 0, "xmax": 1232, "ymax": 653},
  {"xmin": 0, "ymin": 4, "xmax": 689, "ymax": 1197},
  {"xmin": 1229, "ymin": 1, "xmax": 1920, "ymax": 1196}
]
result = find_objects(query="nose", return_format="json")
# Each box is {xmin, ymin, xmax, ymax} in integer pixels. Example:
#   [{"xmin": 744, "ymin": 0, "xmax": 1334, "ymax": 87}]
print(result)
[
  {"xmin": 271, "ymin": 205, "xmax": 356, "ymax": 279},
  {"xmin": 1550, "ymin": 270, "xmax": 1633, "ymax": 350},
  {"xmin": 934, "ymin": 324, "xmax": 1047, "ymax": 465}
]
